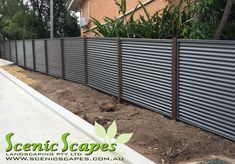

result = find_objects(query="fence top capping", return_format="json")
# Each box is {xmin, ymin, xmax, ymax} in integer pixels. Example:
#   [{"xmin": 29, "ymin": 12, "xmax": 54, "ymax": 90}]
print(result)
[
  {"xmin": 45, "ymin": 38, "xmax": 62, "ymax": 41},
  {"xmin": 178, "ymin": 39, "xmax": 235, "ymax": 44},
  {"xmin": 85, "ymin": 37, "xmax": 172, "ymax": 42},
  {"xmin": 6, "ymin": 38, "xmax": 235, "ymax": 44},
  {"xmin": 120, "ymin": 38, "xmax": 172, "ymax": 42},
  {"xmin": 86, "ymin": 37, "xmax": 117, "ymax": 40},
  {"xmin": 62, "ymin": 37, "xmax": 83, "ymax": 40}
]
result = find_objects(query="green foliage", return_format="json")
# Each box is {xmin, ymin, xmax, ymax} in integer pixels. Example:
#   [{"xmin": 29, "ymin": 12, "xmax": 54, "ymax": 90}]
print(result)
[
  {"xmin": 223, "ymin": 22, "xmax": 235, "ymax": 40},
  {"xmin": 0, "ymin": 0, "xmax": 38, "ymax": 39},
  {"xmin": 89, "ymin": 0, "xmax": 227, "ymax": 39},
  {"xmin": 3, "ymin": 11, "xmax": 38, "ymax": 40},
  {"xmin": 0, "ymin": 0, "xmax": 81, "ymax": 40}
]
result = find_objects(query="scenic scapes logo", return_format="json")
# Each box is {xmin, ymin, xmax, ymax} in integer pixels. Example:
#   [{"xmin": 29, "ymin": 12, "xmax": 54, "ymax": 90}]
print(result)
[{"xmin": 3, "ymin": 121, "xmax": 133, "ymax": 162}]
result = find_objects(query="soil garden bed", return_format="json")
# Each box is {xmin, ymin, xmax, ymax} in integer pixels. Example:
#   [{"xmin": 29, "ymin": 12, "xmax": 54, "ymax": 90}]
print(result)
[{"xmin": 2, "ymin": 65, "xmax": 235, "ymax": 164}]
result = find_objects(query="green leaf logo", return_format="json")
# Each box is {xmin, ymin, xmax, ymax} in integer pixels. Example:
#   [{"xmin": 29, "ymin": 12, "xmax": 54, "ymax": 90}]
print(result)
[
  {"xmin": 116, "ymin": 133, "xmax": 133, "ymax": 144},
  {"xmin": 107, "ymin": 121, "xmax": 117, "ymax": 139},
  {"xmin": 95, "ymin": 122, "xmax": 106, "ymax": 138},
  {"xmin": 94, "ymin": 121, "xmax": 133, "ymax": 145}
]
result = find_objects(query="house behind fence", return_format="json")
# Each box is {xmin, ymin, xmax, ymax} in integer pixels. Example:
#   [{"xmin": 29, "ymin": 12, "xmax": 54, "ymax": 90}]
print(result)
[{"xmin": 0, "ymin": 37, "xmax": 234, "ymax": 141}]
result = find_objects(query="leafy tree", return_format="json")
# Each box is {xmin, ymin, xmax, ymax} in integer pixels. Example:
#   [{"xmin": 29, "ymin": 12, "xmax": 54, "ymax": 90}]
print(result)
[
  {"xmin": 3, "ymin": 10, "xmax": 38, "ymax": 39},
  {"xmin": 27, "ymin": 0, "xmax": 80, "ymax": 38},
  {"xmin": 0, "ymin": 0, "xmax": 37, "ymax": 40},
  {"xmin": 212, "ymin": 0, "xmax": 235, "ymax": 39},
  {"xmin": 0, "ymin": 0, "xmax": 80, "ymax": 40}
]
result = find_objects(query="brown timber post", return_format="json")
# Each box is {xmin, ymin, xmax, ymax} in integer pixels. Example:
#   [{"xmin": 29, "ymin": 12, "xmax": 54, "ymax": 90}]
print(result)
[
  {"xmin": 23, "ymin": 39, "xmax": 26, "ymax": 68},
  {"xmin": 83, "ymin": 36, "xmax": 88, "ymax": 86},
  {"xmin": 32, "ymin": 40, "xmax": 36, "ymax": 71},
  {"xmin": 44, "ymin": 39, "xmax": 49, "ymax": 74},
  {"xmin": 15, "ymin": 41, "xmax": 18, "ymax": 65},
  {"xmin": 172, "ymin": 37, "xmax": 178, "ymax": 120},
  {"xmin": 117, "ymin": 37, "xmax": 122, "ymax": 105}
]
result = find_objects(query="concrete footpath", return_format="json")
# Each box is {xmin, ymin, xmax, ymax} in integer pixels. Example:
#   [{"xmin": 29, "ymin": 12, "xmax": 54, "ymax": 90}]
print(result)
[
  {"xmin": 0, "ymin": 60, "xmax": 155, "ymax": 164},
  {"xmin": 0, "ymin": 59, "xmax": 13, "ymax": 67}
]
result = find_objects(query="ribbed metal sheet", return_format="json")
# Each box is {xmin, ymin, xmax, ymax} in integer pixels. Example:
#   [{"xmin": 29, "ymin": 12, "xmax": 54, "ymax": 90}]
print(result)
[
  {"xmin": 178, "ymin": 40, "xmax": 235, "ymax": 141},
  {"xmin": 25, "ymin": 40, "xmax": 34, "ymax": 70},
  {"xmin": 47, "ymin": 39, "xmax": 62, "ymax": 77},
  {"xmin": 35, "ymin": 40, "xmax": 46, "ymax": 73},
  {"xmin": 16, "ymin": 41, "xmax": 24, "ymax": 67},
  {"xmin": 4, "ymin": 41, "xmax": 10, "ymax": 60},
  {"xmin": 121, "ymin": 39, "xmax": 172, "ymax": 116},
  {"xmin": 87, "ymin": 38, "xmax": 117, "ymax": 96},
  {"xmin": 10, "ymin": 41, "xmax": 17, "ymax": 63},
  {"xmin": 64, "ymin": 37, "xmax": 84, "ymax": 83}
]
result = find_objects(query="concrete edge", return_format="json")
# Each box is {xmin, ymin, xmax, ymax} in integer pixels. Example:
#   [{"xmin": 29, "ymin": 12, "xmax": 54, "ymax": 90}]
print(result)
[{"xmin": 0, "ymin": 68, "xmax": 155, "ymax": 164}]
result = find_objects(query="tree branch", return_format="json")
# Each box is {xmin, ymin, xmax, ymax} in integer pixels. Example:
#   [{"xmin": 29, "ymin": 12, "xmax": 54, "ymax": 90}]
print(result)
[{"xmin": 213, "ymin": 0, "xmax": 234, "ymax": 39}]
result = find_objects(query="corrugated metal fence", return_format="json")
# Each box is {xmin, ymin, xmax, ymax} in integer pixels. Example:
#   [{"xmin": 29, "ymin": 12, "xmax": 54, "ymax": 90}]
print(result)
[
  {"xmin": 178, "ymin": 40, "xmax": 235, "ymax": 140},
  {"xmin": 0, "ymin": 37, "xmax": 234, "ymax": 141}
]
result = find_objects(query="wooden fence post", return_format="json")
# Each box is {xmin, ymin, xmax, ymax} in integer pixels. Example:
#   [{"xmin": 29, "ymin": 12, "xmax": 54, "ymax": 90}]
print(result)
[
  {"xmin": 23, "ymin": 39, "xmax": 26, "ymax": 68},
  {"xmin": 15, "ymin": 41, "xmax": 18, "ymax": 65},
  {"xmin": 83, "ymin": 36, "xmax": 88, "ymax": 86},
  {"xmin": 117, "ymin": 37, "xmax": 122, "ymax": 105},
  {"xmin": 44, "ymin": 39, "xmax": 49, "ymax": 74},
  {"xmin": 172, "ymin": 37, "xmax": 178, "ymax": 120},
  {"xmin": 32, "ymin": 40, "xmax": 36, "ymax": 71},
  {"xmin": 61, "ymin": 38, "xmax": 65, "ymax": 79}
]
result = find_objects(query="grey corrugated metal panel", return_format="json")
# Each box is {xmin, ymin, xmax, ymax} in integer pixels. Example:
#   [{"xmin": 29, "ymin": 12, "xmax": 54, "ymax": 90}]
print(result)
[
  {"xmin": 179, "ymin": 99, "xmax": 235, "ymax": 119},
  {"xmin": 87, "ymin": 38, "xmax": 117, "ymax": 96},
  {"xmin": 63, "ymin": 38, "xmax": 84, "ymax": 83},
  {"xmin": 34, "ymin": 40, "xmax": 46, "ymax": 73},
  {"xmin": 4, "ymin": 41, "xmax": 10, "ymax": 60},
  {"xmin": 178, "ymin": 39, "xmax": 235, "ymax": 44},
  {"xmin": 1, "ymin": 42, "xmax": 5, "ymax": 59},
  {"xmin": 178, "ymin": 40, "xmax": 235, "ymax": 141},
  {"xmin": 10, "ymin": 41, "xmax": 17, "ymax": 63},
  {"xmin": 121, "ymin": 39, "xmax": 172, "ymax": 116},
  {"xmin": 47, "ymin": 39, "xmax": 62, "ymax": 77},
  {"xmin": 16, "ymin": 40, "xmax": 24, "ymax": 67},
  {"xmin": 25, "ymin": 40, "xmax": 34, "ymax": 70},
  {"xmin": 179, "ymin": 115, "xmax": 235, "ymax": 141}
]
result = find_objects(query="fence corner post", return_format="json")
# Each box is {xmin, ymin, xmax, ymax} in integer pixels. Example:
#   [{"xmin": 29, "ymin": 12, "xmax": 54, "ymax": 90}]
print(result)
[
  {"xmin": 117, "ymin": 36, "xmax": 122, "ymax": 106},
  {"xmin": 83, "ymin": 36, "xmax": 88, "ymax": 86},
  {"xmin": 172, "ymin": 37, "xmax": 178, "ymax": 120},
  {"xmin": 44, "ymin": 39, "xmax": 49, "ymax": 74},
  {"xmin": 32, "ymin": 40, "xmax": 36, "ymax": 71},
  {"xmin": 61, "ymin": 38, "xmax": 65, "ymax": 79}
]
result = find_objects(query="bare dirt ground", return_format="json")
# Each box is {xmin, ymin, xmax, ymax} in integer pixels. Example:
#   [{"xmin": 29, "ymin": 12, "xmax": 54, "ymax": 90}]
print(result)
[{"xmin": 2, "ymin": 65, "xmax": 235, "ymax": 164}]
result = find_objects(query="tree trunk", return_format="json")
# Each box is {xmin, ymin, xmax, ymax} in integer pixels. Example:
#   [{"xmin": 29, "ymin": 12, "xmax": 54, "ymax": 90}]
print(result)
[{"xmin": 213, "ymin": 0, "xmax": 234, "ymax": 39}]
